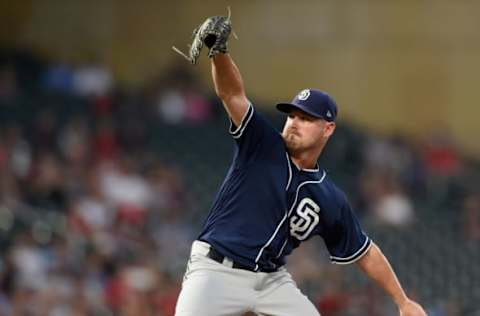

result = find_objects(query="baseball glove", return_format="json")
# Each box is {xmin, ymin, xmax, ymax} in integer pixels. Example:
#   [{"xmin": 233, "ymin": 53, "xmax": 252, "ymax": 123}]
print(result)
[{"xmin": 172, "ymin": 7, "xmax": 237, "ymax": 64}]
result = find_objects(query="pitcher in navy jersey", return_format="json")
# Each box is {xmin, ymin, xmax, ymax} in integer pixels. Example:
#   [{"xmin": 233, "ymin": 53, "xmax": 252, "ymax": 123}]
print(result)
[{"xmin": 174, "ymin": 53, "xmax": 426, "ymax": 316}]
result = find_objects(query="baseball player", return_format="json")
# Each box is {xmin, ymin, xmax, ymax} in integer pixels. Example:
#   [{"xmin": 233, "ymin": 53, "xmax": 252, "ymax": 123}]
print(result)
[{"xmin": 174, "ymin": 14, "xmax": 427, "ymax": 316}]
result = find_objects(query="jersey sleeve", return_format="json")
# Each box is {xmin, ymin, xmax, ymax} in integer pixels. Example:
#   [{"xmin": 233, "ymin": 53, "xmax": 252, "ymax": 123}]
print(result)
[
  {"xmin": 228, "ymin": 102, "xmax": 255, "ymax": 139},
  {"xmin": 322, "ymin": 196, "xmax": 372, "ymax": 265},
  {"xmin": 228, "ymin": 103, "xmax": 282, "ymax": 163}
]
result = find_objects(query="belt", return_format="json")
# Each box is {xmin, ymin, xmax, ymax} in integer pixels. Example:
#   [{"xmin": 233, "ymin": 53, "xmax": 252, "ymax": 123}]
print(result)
[
  {"xmin": 206, "ymin": 246, "xmax": 255, "ymax": 272},
  {"xmin": 191, "ymin": 241, "xmax": 280, "ymax": 273}
]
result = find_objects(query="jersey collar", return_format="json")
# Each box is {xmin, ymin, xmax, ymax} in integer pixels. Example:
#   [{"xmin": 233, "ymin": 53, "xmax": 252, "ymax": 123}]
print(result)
[
  {"xmin": 287, "ymin": 153, "xmax": 320, "ymax": 173},
  {"xmin": 300, "ymin": 164, "xmax": 320, "ymax": 172}
]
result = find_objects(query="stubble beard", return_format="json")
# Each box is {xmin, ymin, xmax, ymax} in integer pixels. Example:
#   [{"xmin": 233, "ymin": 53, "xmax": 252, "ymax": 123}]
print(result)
[{"xmin": 283, "ymin": 132, "xmax": 302, "ymax": 154}]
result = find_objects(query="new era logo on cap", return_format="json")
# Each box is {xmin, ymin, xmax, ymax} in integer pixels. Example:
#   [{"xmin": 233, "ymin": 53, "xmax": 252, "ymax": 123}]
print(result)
[{"xmin": 276, "ymin": 88, "xmax": 338, "ymax": 122}]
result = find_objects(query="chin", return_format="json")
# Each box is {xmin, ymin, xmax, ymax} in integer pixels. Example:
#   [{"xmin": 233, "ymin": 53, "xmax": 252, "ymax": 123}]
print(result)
[
  {"xmin": 285, "ymin": 140, "xmax": 301, "ymax": 153},
  {"xmin": 283, "ymin": 134, "xmax": 300, "ymax": 151}
]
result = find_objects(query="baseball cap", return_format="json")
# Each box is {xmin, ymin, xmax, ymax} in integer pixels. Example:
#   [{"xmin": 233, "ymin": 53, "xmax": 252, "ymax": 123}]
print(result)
[{"xmin": 276, "ymin": 89, "xmax": 338, "ymax": 122}]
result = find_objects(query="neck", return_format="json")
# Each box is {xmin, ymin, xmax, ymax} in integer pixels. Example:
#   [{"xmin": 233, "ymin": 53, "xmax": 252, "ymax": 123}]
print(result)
[{"xmin": 289, "ymin": 147, "xmax": 323, "ymax": 170}]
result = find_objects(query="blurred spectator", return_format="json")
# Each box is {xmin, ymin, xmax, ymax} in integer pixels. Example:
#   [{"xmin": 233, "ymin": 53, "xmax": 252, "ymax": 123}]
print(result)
[
  {"xmin": 153, "ymin": 272, "xmax": 181, "ymax": 316},
  {"xmin": 359, "ymin": 168, "xmax": 415, "ymax": 227},
  {"xmin": 0, "ymin": 171, "xmax": 21, "ymax": 214},
  {"xmin": 30, "ymin": 108, "xmax": 59, "ymax": 154},
  {"xmin": 423, "ymin": 128, "xmax": 464, "ymax": 205},
  {"xmin": 114, "ymin": 92, "xmax": 150, "ymax": 153},
  {"xmin": 117, "ymin": 264, "xmax": 158, "ymax": 315},
  {"xmin": 148, "ymin": 164, "xmax": 193, "ymax": 276},
  {"xmin": 42, "ymin": 60, "xmax": 74, "ymax": 94},
  {"xmin": 147, "ymin": 164, "xmax": 187, "ymax": 214},
  {"xmin": 11, "ymin": 233, "xmax": 49, "ymax": 291},
  {"xmin": 0, "ymin": 136, "xmax": 7, "ymax": 172},
  {"xmin": 93, "ymin": 118, "xmax": 120, "ymax": 162},
  {"xmin": 3, "ymin": 124, "xmax": 32, "ymax": 179},
  {"xmin": 92, "ymin": 94, "xmax": 114, "ymax": 118},
  {"xmin": 426, "ymin": 300, "xmax": 462, "ymax": 316},
  {"xmin": 73, "ymin": 59, "xmax": 113, "ymax": 97},
  {"xmin": 104, "ymin": 262, "xmax": 128, "ymax": 313},
  {"xmin": 70, "ymin": 170, "xmax": 113, "ymax": 235},
  {"xmin": 462, "ymin": 192, "xmax": 480, "ymax": 241},
  {"xmin": 424, "ymin": 128, "xmax": 462, "ymax": 177},
  {"xmin": 99, "ymin": 158, "xmax": 153, "ymax": 227},
  {"xmin": 153, "ymin": 60, "xmax": 212, "ymax": 125},
  {"xmin": 58, "ymin": 116, "xmax": 91, "ymax": 166},
  {"xmin": 0, "ymin": 64, "xmax": 18, "ymax": 102},
  {"xmin": 25, "ymin": 152, "xmax": 67, "ymax": 212},
  {"xmin": 359, "ymin": 134, "xmax": 417, "ymax": 227},
  {"xmin": 315, "ymin": 265, "xmax": 356, "ymax": 316},
  {"xmin": 372, "ymin": 179, "xmax": 414, "ymax": 227},
  {"xmin": 364, "ymin": 137, "xmax": 399, "ymax": 171}
]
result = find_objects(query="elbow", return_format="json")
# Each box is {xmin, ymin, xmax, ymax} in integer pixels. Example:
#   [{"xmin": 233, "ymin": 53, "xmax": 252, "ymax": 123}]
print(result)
[
  {"xmin": 215, "ymin": 89, "xmax": 231, "ymax": 102},
  {"xmin": 216, "ymin": 90, "xmax": 245, "ymax": 104},
  {"xmin": 356, "ymin": 242, "xmax": 377, "ymax": 269}
]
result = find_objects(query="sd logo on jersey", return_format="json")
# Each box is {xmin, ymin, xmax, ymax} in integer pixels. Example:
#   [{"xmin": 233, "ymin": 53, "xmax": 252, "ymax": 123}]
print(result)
[{"xmin": 290, "ymin": 197, "xmax": 320, "ymax": 240}]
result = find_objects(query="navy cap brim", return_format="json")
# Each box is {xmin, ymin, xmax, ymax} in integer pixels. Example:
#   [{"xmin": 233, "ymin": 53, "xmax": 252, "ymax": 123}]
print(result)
[{"xmin": 276, "ymin": 103, "xmax": 324, "ymax": 119}]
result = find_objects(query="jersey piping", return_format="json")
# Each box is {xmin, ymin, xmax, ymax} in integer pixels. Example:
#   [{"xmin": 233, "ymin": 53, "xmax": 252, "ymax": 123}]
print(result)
[
  {"xmin": 229, "ymin": 103, "xmax": 254, "ymax": 139},
  {"xmin": 254, "ymin": 170, "xmax": 327, "ymax": 271},
  {"xmin": 285, "ymin": 152, "xmax": 293, "ymax": 191},
  {"xmin": 330, "ymin": 236, "xmax": 372, "ymax": 265}
]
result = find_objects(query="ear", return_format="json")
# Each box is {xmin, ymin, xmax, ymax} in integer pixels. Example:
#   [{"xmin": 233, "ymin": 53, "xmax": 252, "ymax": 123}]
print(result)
[{"xmin": 324, "ymin": 122, "xmax": 336, "ymax": 138}]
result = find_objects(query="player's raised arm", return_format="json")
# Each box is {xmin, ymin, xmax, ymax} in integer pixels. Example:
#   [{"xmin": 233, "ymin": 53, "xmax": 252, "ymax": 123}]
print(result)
[
  {"xmin": 356, "ymin": 243, "xmax": 427, "ymax": 316},
  {"xmin": 172, "ymin": 9, "xmax": 248, "ymax": 127},
  {"xmin": 211, "ymin": 54, "xmax": 249, "ymax": 127}
]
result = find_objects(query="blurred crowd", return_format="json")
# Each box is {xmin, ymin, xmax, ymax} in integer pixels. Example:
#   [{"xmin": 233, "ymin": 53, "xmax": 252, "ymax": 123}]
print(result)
[{"xmin": 0, "ymin": 49, "xmax": 479, "ymax": 315}]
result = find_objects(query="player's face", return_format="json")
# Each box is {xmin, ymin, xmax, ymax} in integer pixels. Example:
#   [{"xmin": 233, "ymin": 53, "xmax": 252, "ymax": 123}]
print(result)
[{"xmin": 282, "ymin": 109, "xmax": 335, "ymax": 153}]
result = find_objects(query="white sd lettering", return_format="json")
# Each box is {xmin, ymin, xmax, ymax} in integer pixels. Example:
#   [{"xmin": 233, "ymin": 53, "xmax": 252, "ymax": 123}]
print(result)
[{"xmin": 290, "ymin": 197, "xmax": 320, "ymax": 240}]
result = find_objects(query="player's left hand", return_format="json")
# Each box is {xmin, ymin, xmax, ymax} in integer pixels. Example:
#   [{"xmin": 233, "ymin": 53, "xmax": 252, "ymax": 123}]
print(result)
[
  {"xmin": 172, "ymin": 7, "xmax": 235, "ymax": 65},
  {"xmin": 398, "ymin": 299, "xmax": 427, "ymax": 316}
]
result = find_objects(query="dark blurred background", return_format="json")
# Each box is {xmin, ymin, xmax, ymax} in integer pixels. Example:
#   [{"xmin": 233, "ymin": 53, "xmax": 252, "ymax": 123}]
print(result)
[{"xmin": 0, "ymin": 1, "xmax": 479, "ymax": 315}]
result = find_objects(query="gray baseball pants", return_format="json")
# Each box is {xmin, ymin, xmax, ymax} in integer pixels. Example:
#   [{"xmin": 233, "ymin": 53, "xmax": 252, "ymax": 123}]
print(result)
[{"xmin": 175, "ymin": 240, "xmax": 320, "ymax": 316}]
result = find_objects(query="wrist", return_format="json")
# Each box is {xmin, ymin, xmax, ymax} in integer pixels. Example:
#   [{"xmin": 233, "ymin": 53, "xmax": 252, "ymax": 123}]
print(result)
[{"xmin": 395, "ymin": 295, "xmax": 410, "ymax": 308}]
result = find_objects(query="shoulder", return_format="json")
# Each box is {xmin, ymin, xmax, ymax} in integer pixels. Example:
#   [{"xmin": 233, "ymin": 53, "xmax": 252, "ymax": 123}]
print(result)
[
  {"xmin": 319, "ymin": 173, "xmax": 349, "ymax": 209},
  {"xmin": 236, "ymin": 104, "xmax": 285, "ymax": 148},
  {"xmin": 320, "ymin": 174, "xmax": 365, "ymax": 227}
]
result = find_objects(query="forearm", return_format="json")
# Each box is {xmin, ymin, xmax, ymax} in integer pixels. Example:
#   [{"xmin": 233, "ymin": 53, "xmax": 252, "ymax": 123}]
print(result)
[
  {"xmin": 356, "ymin": 243, "xmax": 408, "ymax": 306},
  {"xmin": 211, "ymin": 54, "xmax": 249, "ymax": 125},
  {"xmin": 211, "ymin": 53, "xmax": 245, "ymax": 99}
]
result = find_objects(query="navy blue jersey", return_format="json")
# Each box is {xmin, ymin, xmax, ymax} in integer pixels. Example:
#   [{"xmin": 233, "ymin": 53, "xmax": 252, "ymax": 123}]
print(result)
[{"xmin": 198, "ymin": 104, "xmax": 371, "ymax": 272}]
